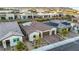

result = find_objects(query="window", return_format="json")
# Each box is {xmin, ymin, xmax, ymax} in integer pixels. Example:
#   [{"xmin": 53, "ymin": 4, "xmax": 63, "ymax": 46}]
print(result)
[
  {"xmin": 23, "ymin": 16, "xmax": 26, "ymax": 19},
  {"xmin": 13, "ymin": 38, "xmax": 19, "ymax": 43},
  {"xmin": 1, "ymin": 17, "xmax": 6, "ymax": 20},
  {"xmin": 13, "ymin": 39, "xmax": 16, "ymax": 43},
  {"xmin": 17, "ymin": 38, "xmax": 19, "ymax": 41},
  {"xmin": 33, "ymin": 35, "xmax": 36, "ymax": 38},
  {"xmin": 28, "ymin": 16, "xmax": 32, "ymax": 18},
  {"xmin": 9, "ymin": 17, "xmax": 13, "ymax": 20}
]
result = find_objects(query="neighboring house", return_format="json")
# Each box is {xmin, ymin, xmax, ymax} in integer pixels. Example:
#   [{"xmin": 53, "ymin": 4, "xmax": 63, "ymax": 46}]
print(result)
[
  {"xmin": 73, "ymin": 24, "xmax": 79, "ymax": 33},
  {"xmin": 0, "ymin": 22, "xmax": 24, "ymax": 48},
  {"xmin": 72, "ymin": 17, "xmax": 79, "ymax": 23},
  {"xmin": 0, "ymin": 9, "xmax": 64, "ymax": 20},
  {"xmin": 44, "ymin": 20, "xmax": 75, "ymax": 31},
  {"xmin": 20, "ymin": 21, "xmax": 57, "ymax": 42},
  {"xmin": 0, "ymin": 7, "xmax": 78, "ymax": 21}
]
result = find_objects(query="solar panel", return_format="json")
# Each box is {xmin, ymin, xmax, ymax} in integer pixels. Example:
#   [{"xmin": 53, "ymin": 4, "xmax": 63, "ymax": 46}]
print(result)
[
  {"xmin": 61, "ymin": 22, "xmax": 70, "ymax": 25},
  {"xmin": 44, "ymin": 22, "xmax": 59, "ymax": 27}
]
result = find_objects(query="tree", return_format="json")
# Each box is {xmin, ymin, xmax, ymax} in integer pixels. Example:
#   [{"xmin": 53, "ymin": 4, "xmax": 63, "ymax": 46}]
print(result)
[{"xmin": 16, "ymin": 42, "xmax": 28, "ymax": 51}]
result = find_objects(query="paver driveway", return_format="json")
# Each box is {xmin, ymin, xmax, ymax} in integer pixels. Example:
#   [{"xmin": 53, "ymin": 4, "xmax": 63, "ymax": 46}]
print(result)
[{"xmin": 43, "ymin": 35, "xmax": 61, "ymax": 44}]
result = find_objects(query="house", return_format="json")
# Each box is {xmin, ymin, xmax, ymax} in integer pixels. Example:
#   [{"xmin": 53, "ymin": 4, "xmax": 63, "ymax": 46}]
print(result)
[
  {"xmin": 44, "ymin": 20, "xmax": 75, "ymax": 32},
  {"xmin": 72, "ymin": 17, "xmax": 79, "ymax": 23},
  {"xmin": 0, "ymin": 10, "xmax": 13, "ymax": 20},
  {"xmin": 0, "ymin": 22, "xmax": 24, "ymax": 48},
  {"xmin": 20, "ymin": 21, "xmax": 57, "ymax": 42},
  {"xmin": 72, "ymin": 23, "xmax": 79, "ymax": 33}
]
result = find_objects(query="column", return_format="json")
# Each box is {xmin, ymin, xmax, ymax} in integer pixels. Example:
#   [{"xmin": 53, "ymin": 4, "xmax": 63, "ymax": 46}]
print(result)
[
  {"xmin": 49, "ymin": 15, "xmax": 52, "ymax": 18},
  {"xmin": 42, "ymin": 15, "xmax": 44, "ymax": 18},
  {"xmin": 40, "ymin": 32, "xmax": 43, "ymax": 38},
  {"xmin": 12, "ymin": 15, "xmax": 14, "ymax": 20},
  {"xmin": 55, "ymin": 30, "xmax": 56, "ymax": 34},
  {"xmin": 32, "ymin": 15, "xmax": 34, "ymax": 19},
  {"xmin": 49, "ymin": 30, "xmax": 52, "ymax": 35},
  {"xmin": 2, "ymin": 40, "xmax": 6, "ymax": 49}
]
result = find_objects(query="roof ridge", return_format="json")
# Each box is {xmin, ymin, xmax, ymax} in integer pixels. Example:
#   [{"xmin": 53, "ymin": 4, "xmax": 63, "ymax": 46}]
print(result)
[{"xmin": 0, "ymin": 31, "xmax": 23, "ymax": 41}]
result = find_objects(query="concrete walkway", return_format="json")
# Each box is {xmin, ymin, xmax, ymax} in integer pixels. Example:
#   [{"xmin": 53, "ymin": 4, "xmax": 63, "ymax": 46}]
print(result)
[
  {"xmin": 0, "ymin": 46, "xmax": 4, "ymax": 51},
  {"xmin": 25, "ymin": 41, "xmax": 34, "ymax": 50}
]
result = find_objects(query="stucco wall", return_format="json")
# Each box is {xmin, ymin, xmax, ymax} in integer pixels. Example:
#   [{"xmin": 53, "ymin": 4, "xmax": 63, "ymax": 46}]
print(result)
[
  {"xmin": 6, "ymin": 14, "xmax": 15, "ymax": 20},
  {"xmin": 2, "ymin": 36, "xmax": 23, "ymax": 48},
  {"xmin": 29, "ymin": 32, "xmax": 39, "ymax": 42}
]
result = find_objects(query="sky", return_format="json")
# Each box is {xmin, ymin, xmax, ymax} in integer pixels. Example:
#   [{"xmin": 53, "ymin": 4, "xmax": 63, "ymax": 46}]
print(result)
[{"xmin": 72, "ymin": 7, "xmax": 79, "ymax": 10}]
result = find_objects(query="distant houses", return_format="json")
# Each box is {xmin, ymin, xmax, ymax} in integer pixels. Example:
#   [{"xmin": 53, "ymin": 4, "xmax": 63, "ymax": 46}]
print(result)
[
  {"xmin": 0, "ymin": 8, "xmax": 74, "ymax": 21},
  {"xmin": 0, "ymin": 10, "xmax": 59, "ymax": 20}
]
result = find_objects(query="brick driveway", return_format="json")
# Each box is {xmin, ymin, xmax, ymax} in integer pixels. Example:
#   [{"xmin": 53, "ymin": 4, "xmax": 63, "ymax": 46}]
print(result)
[{"xmin": 43, "ymin": 35, "xmax": 61, "ymax": 44}]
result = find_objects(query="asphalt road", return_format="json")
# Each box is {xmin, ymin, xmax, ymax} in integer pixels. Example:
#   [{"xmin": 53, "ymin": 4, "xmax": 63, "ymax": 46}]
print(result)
[{"xmin": 48, "ymin": 40, "xmax": 79, "ymax": 51}]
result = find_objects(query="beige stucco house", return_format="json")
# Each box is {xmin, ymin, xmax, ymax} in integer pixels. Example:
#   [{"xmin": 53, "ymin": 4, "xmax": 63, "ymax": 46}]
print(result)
[{"xmin": 20, "ymin": 21, "xmax": 57, "ymax": 42}]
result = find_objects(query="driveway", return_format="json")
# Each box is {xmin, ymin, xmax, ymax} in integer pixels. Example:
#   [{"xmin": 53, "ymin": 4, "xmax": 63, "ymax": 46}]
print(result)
[
  {"xmin": 0, "ymin": 46, "xmax": 4, "ymax": 51},
  {"xmin": 43, "ymin": 35, "xmax": 61, "ymax": 44},
  {"xmin": 66, "ymin": 32, "xmax": 79, "ymax": 39}
]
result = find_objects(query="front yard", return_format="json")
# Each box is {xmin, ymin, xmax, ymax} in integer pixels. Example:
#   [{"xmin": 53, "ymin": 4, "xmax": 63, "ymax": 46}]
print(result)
[
  {"xmin": 57, "ymin": 28, "xmax": 79, "ymax": 40},
  {"xmin": 23, "ymin": 38, "xmax": 48, "ymax": 50}
]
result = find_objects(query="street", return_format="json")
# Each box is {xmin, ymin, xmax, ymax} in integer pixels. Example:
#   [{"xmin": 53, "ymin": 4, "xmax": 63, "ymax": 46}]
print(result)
[{"xmin": 49, "ymin": 40, "xmax": 79, "ymax": 51}]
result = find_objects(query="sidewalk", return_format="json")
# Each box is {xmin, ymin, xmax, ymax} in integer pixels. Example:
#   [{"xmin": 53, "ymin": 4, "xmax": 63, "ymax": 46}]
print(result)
[{"xmin": 25, "ymin": 41, "xmax": 34, "ymax": 50}]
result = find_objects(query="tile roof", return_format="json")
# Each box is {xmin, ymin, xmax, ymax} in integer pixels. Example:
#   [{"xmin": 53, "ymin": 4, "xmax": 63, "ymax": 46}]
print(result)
[
  {"xmin": 44, "ymin": 20, "xmax": 71, "ymax": 28},
  {"xmin": 22, "ymin": 21, "xmax": 53, "ymax": 34},
  {"xmin": 0, "ymin": 22, "xmax": 23, "ymax": 40},
  {"xmin": 1, "ymin": 32, "xmax": 23, "ymax": 40}
]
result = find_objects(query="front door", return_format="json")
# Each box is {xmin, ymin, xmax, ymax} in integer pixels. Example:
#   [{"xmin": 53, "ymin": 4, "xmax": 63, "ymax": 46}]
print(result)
[{"xmin": 6, "ymin": 40, "xmax": 10, "ymax": 47}]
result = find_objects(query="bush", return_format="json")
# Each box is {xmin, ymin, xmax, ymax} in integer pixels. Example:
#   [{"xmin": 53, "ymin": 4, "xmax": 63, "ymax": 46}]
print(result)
[
  {"xmin": 16, "ymin": 42, "xmax": 28, "ymax": 51},
  {"xmin": 35, "ymin": 18, "xmax": 48, "ymax": 22},
  {"xmin": 0, "ymin": 41, "xmax": 2, "ymax": 46},
  {"xmin": 34, "ymin": 45, "xmax": 38, "ymax": 49},
  {"xmin": 17, "ymin": 20, "xmax": 29, "ymax": 24},
  {"xmin": 59, "ymin": 28, "xmax": 69, "ymax": 37}
]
